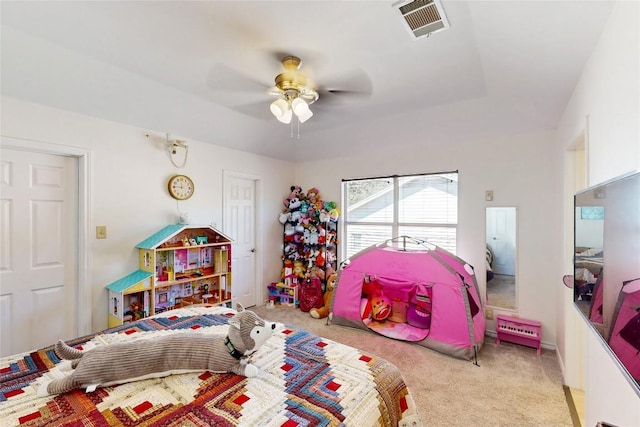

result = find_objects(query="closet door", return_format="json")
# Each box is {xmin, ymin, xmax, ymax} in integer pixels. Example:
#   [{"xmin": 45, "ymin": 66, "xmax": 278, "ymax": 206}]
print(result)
[
  {"xmin": 224, "ymin": 173, "xmax": 257, "ymax": 308},
  {"xmin": 0, "ymin": 148, "xmax": 78, "ymax": 356}
]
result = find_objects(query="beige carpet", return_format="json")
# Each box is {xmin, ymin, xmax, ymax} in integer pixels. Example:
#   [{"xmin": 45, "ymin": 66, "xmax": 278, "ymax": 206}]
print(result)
[
  {"xmin": 487, "ymin": 274, "xmax": 516, "ymax": 310},
  {"xmin": 252, "ymin": 304, "xmax": 573, "ymax": 427}
]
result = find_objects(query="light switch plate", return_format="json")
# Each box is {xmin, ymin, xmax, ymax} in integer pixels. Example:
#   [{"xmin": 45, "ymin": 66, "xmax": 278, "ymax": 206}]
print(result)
[
  {"xmin": 485, "ymin": 190, "xmax": 494, "ymax": 201},
  {"xmin": 96, "ymin": 226, "xmax": 107, "ymax": 239}
]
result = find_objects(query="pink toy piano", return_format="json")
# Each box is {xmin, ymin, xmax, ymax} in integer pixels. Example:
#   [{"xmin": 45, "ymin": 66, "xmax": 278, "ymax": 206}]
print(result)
[{"xmin": 496, "ymin": 315, "xmax": 542, "ymax": 355}]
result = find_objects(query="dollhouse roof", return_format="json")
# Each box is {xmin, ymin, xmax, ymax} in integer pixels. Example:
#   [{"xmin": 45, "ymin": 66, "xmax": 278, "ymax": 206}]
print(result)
[
  {"xmin": 136, "ymin": 224, "xmax": 232, "ymax": 250},
  {"xmin": 105, "ymin": 270, "xmax": 153, "ymax": 292}
]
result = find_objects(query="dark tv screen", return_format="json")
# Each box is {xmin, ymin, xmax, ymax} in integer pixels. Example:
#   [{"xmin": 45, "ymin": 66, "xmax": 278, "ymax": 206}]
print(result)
[{"xmin": 574, "ymin": 170, "xmax": 640, "ymax": 394}]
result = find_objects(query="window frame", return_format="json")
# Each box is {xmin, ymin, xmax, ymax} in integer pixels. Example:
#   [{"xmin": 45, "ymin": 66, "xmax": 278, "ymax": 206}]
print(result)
[{"xmin": 340, "ymin": 171, "xmax": 458, "ymax": 261}]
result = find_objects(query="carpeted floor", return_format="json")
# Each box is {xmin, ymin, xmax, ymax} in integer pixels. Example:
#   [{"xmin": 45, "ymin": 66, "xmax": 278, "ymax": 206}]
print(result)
[
  {"xmin": 252, "ymin": 304, "xmax": 574, "ymax": 427},
  {"xmin": 487, "ymin": 274, "xmax": 516, "ymax": 310}
]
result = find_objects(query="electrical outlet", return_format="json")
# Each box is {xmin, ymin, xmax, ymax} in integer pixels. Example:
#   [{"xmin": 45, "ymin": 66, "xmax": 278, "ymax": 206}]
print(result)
[
  {"xmin": 485, "ymin": 308, "xmax": 494, "ymax": 320},
  {"xmin": 96, "ymin": 226, "xmax": 107, "ymax": 239}
]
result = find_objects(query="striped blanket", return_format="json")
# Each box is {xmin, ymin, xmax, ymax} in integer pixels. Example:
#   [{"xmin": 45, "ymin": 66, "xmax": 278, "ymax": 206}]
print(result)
[{"xmin": 0, "ymin": 305, "xmax": 421, "ymax": 426}]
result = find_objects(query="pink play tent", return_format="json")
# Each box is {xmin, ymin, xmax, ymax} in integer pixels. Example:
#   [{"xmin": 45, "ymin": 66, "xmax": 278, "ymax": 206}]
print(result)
[
  {"xmin": 608, "ymin": 277, "xmax": 640, "ymax": 382},
  {"xmin": 330, "ymin": 237, "xmax": 486, "ymax": 360}
]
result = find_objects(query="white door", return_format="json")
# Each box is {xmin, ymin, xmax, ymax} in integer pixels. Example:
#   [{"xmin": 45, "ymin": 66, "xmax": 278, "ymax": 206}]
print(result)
[
  {"xmin": 486, "ymin": 207, "xmax": 516, "ymax": 276},
  {"xmin": 223, "ymin": 174, "xmax": 257, "ymax": 308},
  {"xmin": 0, "ymin": 148, "xmax": 78, "ymax": 357}
]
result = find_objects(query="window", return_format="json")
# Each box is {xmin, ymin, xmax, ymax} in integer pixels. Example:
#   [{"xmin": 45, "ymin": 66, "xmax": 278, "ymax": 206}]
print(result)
[{"xmin": 342, "ymin": 172, "xmax": 458, "ymax": 259}]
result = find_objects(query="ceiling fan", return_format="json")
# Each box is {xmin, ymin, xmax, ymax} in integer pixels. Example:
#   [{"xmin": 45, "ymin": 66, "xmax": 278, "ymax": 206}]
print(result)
[
  {"xmin": 208, "ymin": 52, "xmax": 372, "ymax": 125},
  {"xmin": 268, "ymin": 55, "xmax": 318, "ymax": 124}
]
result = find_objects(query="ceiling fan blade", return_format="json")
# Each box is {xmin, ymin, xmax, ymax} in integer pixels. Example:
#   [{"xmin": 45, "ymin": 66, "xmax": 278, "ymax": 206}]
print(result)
[
  {"xmin": 320, "ymin": 70, "xmax": 373, "ymax": 96},
  {"xmin": 233, "ymin": 101, "xmax": 273, "ymax": 121},
  {"xmin": 206, "ymin": 62, "xmax": 271, "ymax": 94},
  {"xmin": 315, "ymin": 68, "xmax": 373, "ymax": 105}
]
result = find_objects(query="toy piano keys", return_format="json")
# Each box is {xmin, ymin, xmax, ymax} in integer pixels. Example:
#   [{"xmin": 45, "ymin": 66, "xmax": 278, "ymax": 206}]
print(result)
[{"xmin": 496, "ymin": 314, "xmax": 542, "ymax": 355}]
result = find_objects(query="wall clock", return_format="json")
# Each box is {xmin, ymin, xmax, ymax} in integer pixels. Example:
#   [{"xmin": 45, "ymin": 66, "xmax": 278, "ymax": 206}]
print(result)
[{"xmin": 168, "ymin": 174, "xmax": 194, "ymax": 200}]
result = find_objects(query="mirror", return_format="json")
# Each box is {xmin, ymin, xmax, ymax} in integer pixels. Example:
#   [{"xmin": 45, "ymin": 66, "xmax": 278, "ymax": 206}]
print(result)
[
  {"xmin": 573, "ymin": 171, "xmax": 640, "ymax": 393},
  {"xmin": 485, "ymin": 207, "xmax": 517, "ymax": 310}
]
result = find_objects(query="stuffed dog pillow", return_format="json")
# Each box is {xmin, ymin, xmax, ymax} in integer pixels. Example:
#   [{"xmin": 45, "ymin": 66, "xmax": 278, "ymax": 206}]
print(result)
[{"xmin": 39, "ymin": 304, "xmax": 275, "ymax": 396}]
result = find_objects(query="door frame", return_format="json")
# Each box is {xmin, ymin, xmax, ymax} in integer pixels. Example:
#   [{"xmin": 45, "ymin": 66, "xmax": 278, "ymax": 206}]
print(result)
[
  {"xmin": 1, "ymin": 136, "xmax": 92, "ymax": 337},
  {"xmin": 222, "ymin": 170, "xmax": 262, "ymax": 306}
]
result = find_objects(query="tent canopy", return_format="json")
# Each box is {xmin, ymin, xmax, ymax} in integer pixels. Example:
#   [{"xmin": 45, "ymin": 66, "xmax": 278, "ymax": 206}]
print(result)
[{"xmin": 331, "ymin": 237, "xmax": 485, "ymax": 360}]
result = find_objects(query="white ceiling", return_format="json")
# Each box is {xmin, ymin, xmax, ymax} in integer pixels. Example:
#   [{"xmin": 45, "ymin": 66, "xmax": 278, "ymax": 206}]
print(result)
[{"xmin": 1, "ymin": 1, "xmax": 614, "ymax": 162}]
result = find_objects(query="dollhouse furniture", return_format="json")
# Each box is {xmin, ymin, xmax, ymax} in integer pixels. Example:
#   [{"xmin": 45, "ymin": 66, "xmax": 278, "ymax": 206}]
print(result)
[
  {"xmin": 106, "ymin": 224, "xmax": 232, "ymax": 327},
  {"xmin": 268, "ymin": 282, "xmax": 298, "ymax": 307},
  {"xmin": 496, "ymin": 314, "xmax": 542, "ymax": 355}
]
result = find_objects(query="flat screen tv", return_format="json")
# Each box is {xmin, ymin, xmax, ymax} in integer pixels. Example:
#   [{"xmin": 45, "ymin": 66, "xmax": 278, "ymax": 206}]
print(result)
[{"xmin": 573, "ymin": 170, "xmax": 640, "ymax": 395}]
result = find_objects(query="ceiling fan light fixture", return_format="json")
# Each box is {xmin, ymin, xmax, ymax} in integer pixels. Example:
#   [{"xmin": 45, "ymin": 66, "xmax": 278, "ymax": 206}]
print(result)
[
  {"xmin": 291, "ymin": 97, "xmax": 309, "ymax": 116},
  {"xmin": 270, "ymin": 98, "xmax": 289, "ymax": 119},
  {"xmin": 297, "ymin": 108, "xmax": 313, "ymax": 123},
  {"xmin": 277, "ymin": 108, "xmax": 293, "ymax": 124}
]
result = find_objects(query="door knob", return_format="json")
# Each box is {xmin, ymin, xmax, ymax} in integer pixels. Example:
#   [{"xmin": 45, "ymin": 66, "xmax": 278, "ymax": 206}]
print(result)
[{"xmin": 250, "ymin": 248, "xmax": 256, "ymax": 253}]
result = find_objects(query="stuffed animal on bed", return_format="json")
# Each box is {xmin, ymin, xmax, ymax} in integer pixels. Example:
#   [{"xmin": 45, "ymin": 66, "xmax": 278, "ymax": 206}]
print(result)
[{"xmin": 38, "ymin": 304, "xmax": 276, "ymax": 396}]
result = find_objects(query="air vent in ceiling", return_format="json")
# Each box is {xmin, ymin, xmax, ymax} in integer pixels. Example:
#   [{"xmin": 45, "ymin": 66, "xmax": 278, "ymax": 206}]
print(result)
[{"xmin": 395, "ymin": 0, "xmax": 450, "ymax": 39}]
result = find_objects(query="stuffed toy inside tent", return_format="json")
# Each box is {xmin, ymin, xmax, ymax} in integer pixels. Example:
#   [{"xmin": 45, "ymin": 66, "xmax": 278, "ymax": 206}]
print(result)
[{"xmin": 330, "ymin": 237, "xmax": 486, "ymax": 360}]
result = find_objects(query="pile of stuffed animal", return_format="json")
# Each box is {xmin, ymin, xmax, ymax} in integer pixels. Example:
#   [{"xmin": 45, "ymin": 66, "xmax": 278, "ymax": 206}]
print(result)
[
  {"xmin": 360, "ymin": 277, "xmax": 433, "ymax": 330},
  {"xmin": 279, "ymin": 185, "xmax": 339, "ymax": 283}
]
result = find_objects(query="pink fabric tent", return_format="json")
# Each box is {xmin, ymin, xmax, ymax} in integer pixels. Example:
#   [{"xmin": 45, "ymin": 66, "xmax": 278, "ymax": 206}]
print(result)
[
  {"xmin": 589, "ymin": 270, "xmax": 604, "ymax": 324},
  {"xmin": 609, "ymin": 277, "xmax": 640, "ymax": 382},
  {"xmin": 331, "ymin": 237, "xmax": 485, "ymax": 360}
]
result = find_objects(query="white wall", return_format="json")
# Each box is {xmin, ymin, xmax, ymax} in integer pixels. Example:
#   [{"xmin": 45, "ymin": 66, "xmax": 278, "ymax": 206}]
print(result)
[
  {"xmin": 1, "ymin": 96, "xmax": 294, "ymax": 332},
  {"xmin": 295, "ymin": 128, "xmax": 563, "ymax": 346},
  {"xmin": 555, "ymin": 1, "xmax": 640, "ymax": 426}
]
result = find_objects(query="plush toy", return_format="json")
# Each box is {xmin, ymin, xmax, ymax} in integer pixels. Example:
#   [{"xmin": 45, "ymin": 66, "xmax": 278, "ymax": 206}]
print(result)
[
  {"xmin": 310, "ymin": 273, "xmax": 337, "ymax": 319},
  {"xmin": 360, "ymin": 277, "xmax": 382, "ymax": 320},
  {"xmin": 315, "ymin": 247, "xmax": 326, "ymax": 267},
  {"xmin": 306, "ymin": 187, "xmax": 320, "ymax": 203},
  {"xmin": 279, "ymin": 211, "xmax": 291, "ymax": 224},
  {"xmin": 293, "ymin": 260, "xmax": 306, "ymax": 278},
  {"xmin": 283, "ymin": 186, "xmax": 303, "ymax": 211},
  {"xmin": 290, "ymin": 185, "xmax": 303, "ymax": 199},
  {"xmin": 284, "ymin": 223, "xmax": 295, "ymax": 237},
  {"xmin": 38, "ymin": 304, "xmax": 275, "ymax": 396},
  {"xmin": 329, "ymin": 208, "xmax": 340, "ymax": 222},
  {"xmin": 370, "ymin": 290, "xmax": 391, "ymax": 321},
  {"xmin": 358, "ymin": 276, "xmax": 391, "ymax": 321},
  {"xmin": 407, "ymin": 285, "xmax": 432, "ymax": 329},
  {"xmin": 284, "ymin": 242, "xmax": 298, "ymax": 260}
]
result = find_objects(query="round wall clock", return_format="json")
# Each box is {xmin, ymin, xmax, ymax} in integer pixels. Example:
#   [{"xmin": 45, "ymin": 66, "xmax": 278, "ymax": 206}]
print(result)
[{"xmin": 167, "ymin": 174, "xmax": 194, "ymax": 200}]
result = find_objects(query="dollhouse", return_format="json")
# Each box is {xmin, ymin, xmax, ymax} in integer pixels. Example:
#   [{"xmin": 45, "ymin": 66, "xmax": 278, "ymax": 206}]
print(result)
[{"xmin": 106, "ymin": 224, "xmax": 232, "ymax": 327}]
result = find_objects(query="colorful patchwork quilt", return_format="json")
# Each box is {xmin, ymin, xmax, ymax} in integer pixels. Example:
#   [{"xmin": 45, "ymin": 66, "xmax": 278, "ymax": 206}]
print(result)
[{"xmin": 0, "ymin": 305, "xmax": 421, "ymax": 426}]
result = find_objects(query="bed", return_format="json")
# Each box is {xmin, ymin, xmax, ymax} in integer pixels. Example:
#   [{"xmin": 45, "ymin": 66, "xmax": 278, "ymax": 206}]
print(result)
[
  {"xmin": 575, "ymin": 246, "xmax": 603, "ymax": 277},
  {"xmin": 574, "ymin": 247, "xmax": 603, "ymax": 300},
  {"xmin": 0, "ymin": 305, "xmax": 421, "ymax": 426}
]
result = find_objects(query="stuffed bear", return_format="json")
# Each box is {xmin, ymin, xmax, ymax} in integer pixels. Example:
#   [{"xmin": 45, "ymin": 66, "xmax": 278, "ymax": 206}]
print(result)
[
  {"xmin": 293, "ymin": 260, "xmax": 306, "ymax": 278},
  {"xmin": 38, "ymin": 304, "xmax": 276, "ymax": 396},
  {"xmin": 309, "ymin": 273, "xmax": 337, "ymax": 319}
]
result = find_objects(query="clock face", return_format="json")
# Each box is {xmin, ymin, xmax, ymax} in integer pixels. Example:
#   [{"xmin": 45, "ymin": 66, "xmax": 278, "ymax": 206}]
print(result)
[{"xmin": 168, "ymin": 174, "xmax": 194, "ymax": 200}]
